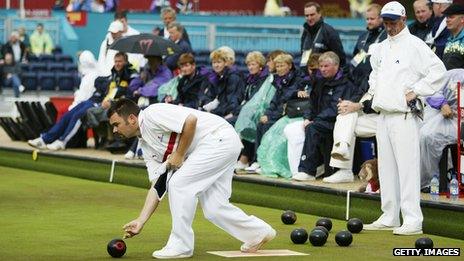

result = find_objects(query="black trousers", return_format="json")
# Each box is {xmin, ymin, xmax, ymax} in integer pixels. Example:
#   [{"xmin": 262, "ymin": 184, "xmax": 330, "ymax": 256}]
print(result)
[{"xmin": 298, "ymin": 121, "xmax": 334, "ymax": 176}]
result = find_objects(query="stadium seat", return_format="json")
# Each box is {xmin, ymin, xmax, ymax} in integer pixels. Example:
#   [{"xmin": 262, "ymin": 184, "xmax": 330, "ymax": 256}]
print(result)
[
  {"xmin": 39, "ymin": 54, "xmax": 55, "ymax": 63},
  {"xmin": 56, "ymin": 71, "xmax": 77, "ymax": 91},
  {"xmin": 21, "ymin": 71, "xmax": 38, "ymax": 91},
  {"xmin": 48, "ymin": 62, "xmax": 65, "ymax": 72},
  {"xmin": 64, "ymin": 63, "xmax": 78, "ymax": 72},
  {"xmin": 28, "ymin": 55, "xmax": 39, "ymax": 62},
  {"xmin": 55, "ymin": 54, "xmax": 73, "ymax": 63},
  {"xmin": 30, "ymin": 62, "xmax": 47, "ymax": 72},
  {"xmin": 20, "ymin": 63, "xmax": 30, "ymax": 72},
  {"xmin": 38, "ymin": 72, "xmax": 56, "ymax": 91},
  {"xmin": 195, "ymin": 56, "xmax": 209, "ymax": 66}
]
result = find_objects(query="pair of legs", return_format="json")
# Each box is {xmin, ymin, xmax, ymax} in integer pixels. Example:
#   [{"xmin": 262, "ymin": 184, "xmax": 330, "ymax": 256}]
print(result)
[
  {"xmin": 3, "ymin": 74, "xmax": 24, "ymax": 98},
  {"xmin": 163, "ymin": 127, "xmax": 274, "ymax": 255},
  {"xmin": 366, "ymin": 113, "xmax": 423, "ymax": 235}
]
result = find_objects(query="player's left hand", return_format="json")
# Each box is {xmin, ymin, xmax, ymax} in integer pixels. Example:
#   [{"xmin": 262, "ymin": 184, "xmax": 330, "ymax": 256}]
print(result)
[{"xmin": 166, "ymin": 152, "xmax": 184, "ymax": 170}]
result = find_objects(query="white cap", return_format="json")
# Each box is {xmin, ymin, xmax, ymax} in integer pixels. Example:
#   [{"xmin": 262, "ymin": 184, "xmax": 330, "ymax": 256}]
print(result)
[
  {"xmin": 431, "ymin": 0, "xmax": 453, "ymax": 4},
  {"xmin": 108, "ymin": 20, "xmax": 123, "ymax": 33},
  {"xmin": 381, "ymin": 1, "xmax": 406, "ymax": 20}
]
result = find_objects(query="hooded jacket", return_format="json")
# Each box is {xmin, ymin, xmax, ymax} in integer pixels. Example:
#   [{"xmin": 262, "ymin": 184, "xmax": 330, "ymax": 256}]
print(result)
[{"xmin": 69, "ymin": 50, "xmax": 100, "ymax": 110}]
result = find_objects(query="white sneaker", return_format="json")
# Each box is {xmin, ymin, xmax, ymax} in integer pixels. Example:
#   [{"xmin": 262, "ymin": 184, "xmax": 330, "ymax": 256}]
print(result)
[
  {"xmin": 28, "ymin": 137, "xmax": 47, "ymax": 150},
  {"xmin": 235, "ymin": 160, "xmax": 249, "ymax": 171},
  {"xmin": 393, "ymin": 226, "xmax": 423, "ymax": 236},
  {"xmin": 331, "ymin": 142, "xmax": 350, "ymax": 161},
  {"xmin": 124, "ymin": 150, "xmax": 135, "ymax": 160},
  {"xmin": 19, "ymin": 85, "xmax": 25, "ymax": 93},
  {"xmin": 323, "ymin": 169, "xmax": 354, "ymax": 183},
  {"xmin": 245, "ymin": 162, "xmax": 260, "ymax": 171},
  {"xmin": 292, "ymin": 172, "xmax": 315, "ymax": 181},
  {"xmin": 241, "ymin": 227, "xmax": 276, "ymax": 253},
  {"xmin": 152, "ymin": 247, "xmax": 193, "ymax": 259},
  {"xmin": 364, "ymin": 221, "xmax": 399, "ymax": 231},
  {"xmin": 46, "ymin": 140, "xmax": 65, "ymax": 151}
]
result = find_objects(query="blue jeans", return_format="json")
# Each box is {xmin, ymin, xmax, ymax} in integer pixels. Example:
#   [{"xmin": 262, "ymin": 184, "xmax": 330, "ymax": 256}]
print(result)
[{"xmin": 3, "ymin": 74, "xmax": 21, "ymax": 98}]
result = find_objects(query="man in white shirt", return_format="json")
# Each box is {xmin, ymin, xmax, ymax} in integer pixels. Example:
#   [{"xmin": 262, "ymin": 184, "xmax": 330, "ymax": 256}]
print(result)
[
  {"xmin": 98, "ymin": 20, "xmax": 124, "ymax": 76},
  {"xmin": 363, "ymin": 1, "xmax": 446, "ymax": 235},
  {"xmin": 108, "ymin": 99, "xmax": 275, "ymax": 259}
]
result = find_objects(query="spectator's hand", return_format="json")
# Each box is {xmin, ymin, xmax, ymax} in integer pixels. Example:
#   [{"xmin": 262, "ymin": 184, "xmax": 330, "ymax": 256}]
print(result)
[
  {"xmin": 405, "ymin": 91, "xmax": 417, "ymax": 102},
  {"xmin": 297, "ymin": 90, "xmax": 309, "ymax": 98},
  {"xmin": 202, "ymin": 99, "xmax": 220, "ymax": 112},
  {"xmin": 224, "ymin": 113, "xmax": 233, "ymax": 119},
  {"xmin": 6, "ymin": 73, "xmax": 12, "ymax": 79},
  {"xmin": 102, "ymin": 100, "xmax": 111, "ymax": 109},
  {"xmin": 164, "ymin": 95, "xmax": 173, "ymax": 103},
  {"xmin": 166, "ymin": 152, "xmax": 184, "ymax": 171},
  {"xmin": 338, "ymin": 100, "xmax": 361, "ymax": 115},
  {"xmin": 133, "ymin": 90, "xmax": 141, "ymax": 97},
  {"xmin": 123, "ymin": 219, "xmax": 144, "ymax": 238},
  {"xmin": 140, "ymin": 71, "xmax": 147, "ymax": 82},
  {"xmin": 441, "ymin": 104, "xmax": 453, "ymax": 118},
  {"xmin": 303, "ymin": 119, "xmax": 312, "ymax": 128},
  {"xmin": 260, "ymin": 115, "xmax": 268, "ymax": 124}
]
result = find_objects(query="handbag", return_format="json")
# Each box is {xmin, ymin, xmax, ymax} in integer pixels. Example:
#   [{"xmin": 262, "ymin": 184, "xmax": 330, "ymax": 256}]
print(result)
[{"xmin": 285, "ymin": 98, "xmax": 310, "ymax": 118}]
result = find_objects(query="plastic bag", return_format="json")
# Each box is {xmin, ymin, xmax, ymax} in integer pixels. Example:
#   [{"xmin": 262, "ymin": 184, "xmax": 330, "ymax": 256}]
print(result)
[
  {"xmin": 257, "ymin": 116, "xmax": 303, "ymax": 178},
  {"xmin": 235, "ymin": 75, "xmax": 276, "ymax": 142},
  {"xmin": 157, "ymin": 76, "xmax": 180, "ymax": 102}
]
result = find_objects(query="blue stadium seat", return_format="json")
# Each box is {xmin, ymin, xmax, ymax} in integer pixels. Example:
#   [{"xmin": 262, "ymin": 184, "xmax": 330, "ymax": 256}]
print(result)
[
  {"xmin": 38, "ymin": 72, "xmax": 56, "ymax": 91},
  {"xmin": 30, "ymin": 62, "xmax": 47, "ymax": 72},
  {"xmin": 195, "ymin": 56, "xmax": 209, "ymax": 66},
  {"xmin": 38, "ymin": 54, "xmax": 55, "ymax": 63},
  {"xmin": 64, "ymin": 63, "xmax": 78, "ymax": 72},
  {"xmin": 54, "ymin": 54, "xmax": 73, "ymax": 63},
  {"xmin": 48, "ymin": 62, "xmax": 65, "ymax": 72},
  {"xmin": 56, "ymin": 71, "xmax": 77, "ymax": 91},
  {"xmin": 20, "ymin": 63, "xmax": 30, "ymax": 72},
  {"xmin": 197, "ymin": 50, "xmax": 211, "ymax": 57},
  {"xmin": 28, "ymin": 55, "xmax": 39, "ymax": 63},
  {"xmin": 21, "ymin": 71, "xmax": 38, "ymax": 91}
]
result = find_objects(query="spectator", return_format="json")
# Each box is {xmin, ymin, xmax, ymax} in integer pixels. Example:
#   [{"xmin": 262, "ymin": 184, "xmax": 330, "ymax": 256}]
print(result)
[
  {"xmin": 114, "ymin": 10, "xmax": 140, "ymax": 36},
  {"xmin": 66, "ymin": 0, "xmax": 117, "ymax": 13},
  {"xmin": 18, "ymin": 27, "xmax": 30, "ymax": 49},
  {"xmin": 156, "ymin": 7, "xmax": 191, "ymax": 45},
  {"xmin": 363, "ymin": 1, "xmax": 446, "ymax": 235},
  {"xmin": 293, "ymin": 52, "xmax": 354, "ymax": 181},
  {"xmin": 442, "ymin": 3, "xmax": 464, "ymax": 69},
  {"xmin": 409, "ymin": 0, "xmax": 434, "ymax": 41},
  {"xmin": 176, "ymin": 0, "xmax": 193, "ymax": 14},
  {"xmin": 428, "ymin": 0, "xmax": 453, "ymax": 59},
  {"xmin": 27, "ymin": 52, "xmax": 137, "ymax": 151},
  {"xmin": 150, "ymin": 0, "xmax": 171, "ymax": 13},
  {"xmin": 129, "ymin": 56, "xmax": 173, "ymax": 104},
  {"xmin": 98, "ymin": 20, "xmax": 124, "ymax": 76},
  {"xmin": 69, "ymin": 50, "xmax": 100, "ymax": 110},
  {"xmin": 300, "ymin": 2, "xmax": 346, "ymax": 68},
  {"xmin": 29, "ymin": 23, "xmax": 54, "ymax": 56},
  {"xmin": 165, "ymin": 22, "xmax": 193, "ymax": 71},
  {"xmin": 0, "ymin": 53, "xmax": 24, "ymax": 98},
  {"xmin": 2, "ymin": 31, "xmax": 28, "ymax": 63}
]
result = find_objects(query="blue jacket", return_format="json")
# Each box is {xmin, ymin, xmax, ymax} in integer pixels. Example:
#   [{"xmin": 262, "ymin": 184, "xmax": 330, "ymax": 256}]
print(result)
[
  {"xmin": 431, "ymin": 16, "xmax": 451, "ymax": 59},
  {"xmin": 165, "ymin": 39, "xmax": 193, "ymax": 71},
  {"xmin": 173, "ymin": 68, "xmax": 208, "ymax": 109},
  {"xmin": 443, "ymin": 29, "xmax": 464, "ymax": 70}
]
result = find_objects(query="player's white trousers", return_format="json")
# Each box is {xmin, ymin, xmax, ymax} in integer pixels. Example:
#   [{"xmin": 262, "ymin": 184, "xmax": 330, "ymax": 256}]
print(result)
[
  {"xmin": 375, "ymin": 113, "xmax": 423, "ymax": 229},
  {"xmin": 166, "ymin": 126, "xmax": 272, "ymax": 253},
  {"xmin": 330, "ymin": 112, "xmax": 378, "ymax": 169}
]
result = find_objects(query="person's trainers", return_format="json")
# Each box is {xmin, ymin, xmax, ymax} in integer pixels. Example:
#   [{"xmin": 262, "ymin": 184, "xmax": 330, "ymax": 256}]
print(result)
[
  {"xmin": 46, "ymin": 140, "xmax": 65, "ymax": 151},
  {"xmin": 323, "ymin": 169, "xmax": 354, "ymax": 183},
  {"xmin": 152, "ymin": 247, "xmax": 193, "ymax": 259},
  {"xmin": 28, "ymin": 137, "xmax": 47, "ymax": 150},
  {"xmin": 393, "ymin": 226, "xmax": 423, "ymax": 236},
  {"xmin": 235, "ymin": 160, "xmax": 249, "ymax": 171},
  {"xmin": 124, "ymin": 150, "xmax": 135, "ymax": 160},
  {"xmin": 292, "ymin": 172, "xmax": 315, "ymax": 181},
  {"xmin": 331, "ymin": 142, "xmax": 350, "ymax": 161},
  {"xmin": 240, "ymin": 227, "xmax": 276, "ymax": 253},
  {"xmin": 364, "ymin": 222, "xmax": 399, "ymax": 231},
  {"xmin": 19, "ymin": 85, "xmax": 25, "ymax": 93}
]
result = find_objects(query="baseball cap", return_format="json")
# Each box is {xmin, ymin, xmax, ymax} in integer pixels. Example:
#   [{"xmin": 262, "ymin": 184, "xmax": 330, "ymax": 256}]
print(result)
[
  {"xmin": 381, "ymin": 1, "xmax": 406, "ymax": 20},
  {"xmin": 431, "ymin": 0, "xmax": 453, "ymax": 4},
  {"xmin": 108, "ymin": 20, "xmax": 123, "ymax": 33},
  {"xmin": 443, "ymin": 4, "xmax": 464, "ymax": 16}
]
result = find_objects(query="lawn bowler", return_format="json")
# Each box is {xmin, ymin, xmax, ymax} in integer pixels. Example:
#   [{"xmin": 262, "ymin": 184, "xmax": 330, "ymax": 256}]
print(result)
[{"xmin": 108, "ymin": 98, "xmax": 276, "ymax": 259}]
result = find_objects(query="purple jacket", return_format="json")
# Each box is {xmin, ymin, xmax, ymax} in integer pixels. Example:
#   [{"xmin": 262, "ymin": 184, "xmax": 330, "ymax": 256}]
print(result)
[{"xmin": 129, "ymin": 64, "xmax": 173, "ymax": 98}]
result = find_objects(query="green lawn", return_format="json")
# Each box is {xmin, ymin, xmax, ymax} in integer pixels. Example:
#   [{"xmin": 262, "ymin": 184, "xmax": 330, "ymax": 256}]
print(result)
[{"xmin": 0, "ymin": 166, "xmax": 462, "ymax": 260}]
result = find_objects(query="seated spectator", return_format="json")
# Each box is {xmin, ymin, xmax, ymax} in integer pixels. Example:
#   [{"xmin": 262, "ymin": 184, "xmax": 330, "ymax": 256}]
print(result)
[
  {"xmin": 293, "ymin": 51, "xmax": 354, "ymax": 181},
  {"xmin": 201, "ymin": 49, "xmax": 245, "ymax": 124},
  {"xmin": 247, "ymin": 53, "xmax": 304, "ymax": 172},
  {"xmin": 27, "ymin": 52, "xmax": 137, "ymax": 151},
  {"xmin": 29, "ymin": 23, "xmax": 54, "ymax": 56},
  {"xmin": 165, "ymin": 22, "xmax": 193, "ymax": 71},
  {"xmin": 155, "ymin": 7, "xmax": 191, "ymax": 45},
  {"xmin": 0, "ymin": 53, "xmax": 24, "ymax": 98},
  {"xmin": 66, "ymin": 0, "xmax": 117, "ymax": 13},
  {"xmin": 176, "ymin": 0, "xmax": 193, "ymax": 14},
  {"xmin": 129, "ymin": 55, "xmax": 173, "ymax": 105},
  {"xmin": 69, "ymin": 50, "xmax": 100, "ymax": 110},
  {"xmin": 409, "ymin": 0, "xmax": 434, "ymax": 41},
  {"xmin": 165, "ymin": 53, "xmax": 207, "ymax": 108},
  {"xmin": 2, "ymin": 31, "xmax": 28, "ymax": 63},
  {"xmin": 442, "ymin": 3, "xmax": 464, "ymax": 70}
]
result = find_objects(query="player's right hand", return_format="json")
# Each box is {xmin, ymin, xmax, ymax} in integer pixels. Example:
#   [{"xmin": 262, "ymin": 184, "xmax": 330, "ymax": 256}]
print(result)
[{"xmin": 123, "ymin": 219, "xmax": 144, "ymax": 238}]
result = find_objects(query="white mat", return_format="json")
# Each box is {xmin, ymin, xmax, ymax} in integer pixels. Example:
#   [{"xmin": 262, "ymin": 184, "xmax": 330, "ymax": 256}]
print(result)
[{"xmin": 207, "ymin": 249, "xmax": 309, "ymax": 258}]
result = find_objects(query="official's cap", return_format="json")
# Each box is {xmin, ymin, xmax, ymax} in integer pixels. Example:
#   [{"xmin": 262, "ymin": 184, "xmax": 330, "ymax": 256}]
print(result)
[{"xmin": 381, "ymin": 1, "xmax": 406, "ymax": 20}]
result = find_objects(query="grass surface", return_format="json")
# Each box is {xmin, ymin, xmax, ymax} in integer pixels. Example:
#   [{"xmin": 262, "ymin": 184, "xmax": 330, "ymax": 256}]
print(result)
[{"xmin": 1, "ymin": 166, "xmax": 463, "ymax": 260}]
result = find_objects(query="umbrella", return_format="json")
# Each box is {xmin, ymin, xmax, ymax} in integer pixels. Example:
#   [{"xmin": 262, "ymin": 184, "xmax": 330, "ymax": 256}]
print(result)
[{"xmin": 109, "ymin": 33, "xmax": 181, "ymax": 56}]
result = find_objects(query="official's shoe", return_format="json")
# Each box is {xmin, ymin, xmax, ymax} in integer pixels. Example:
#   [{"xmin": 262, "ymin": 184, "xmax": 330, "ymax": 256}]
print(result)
[
  {"xmin": 393, "ymin": 226, "xmax": 423, "ymax": 235},
  {"xmin": 241, "ymin": 227, "xmax": 276, "ymax": 253},
  {"xmin": 28, "ymin": 137, "xmax": 47, "ymax": 150},
  {"xmin": 331, "ymin": 142, "xmax": 350, "ymax": 161},
  {"xmin": 47, "ymin": 140, "xmax": 65, "ymax": 151},
  {"xmin": 364, "ymin": 221, "xmax": 399, "ymax": 231},
  {"xmin": 292, "ymin": 172, "xmax": 315, "ymax": 181},
  {"xmin": 323, "ymin": 169, "xmax": 354, "ymax": 183},
  {"xmin": 152, "ymin": 247, "xmax": 193, "ymax": 259}
]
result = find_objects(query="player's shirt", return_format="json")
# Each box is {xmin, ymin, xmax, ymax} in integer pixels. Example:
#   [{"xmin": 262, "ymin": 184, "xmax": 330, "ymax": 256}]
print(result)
[{"xmin": 138, "ymin": 103, "xmax": 229, "ymax": 181}]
